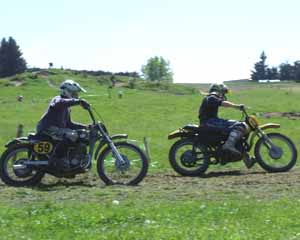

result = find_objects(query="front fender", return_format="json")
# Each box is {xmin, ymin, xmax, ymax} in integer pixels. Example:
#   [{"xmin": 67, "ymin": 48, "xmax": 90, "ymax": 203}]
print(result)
[
  {"xmin": 94, "ymin": 134, "xmax": 128, "ymax": 160},
  {"xmin": 5, "ymin": 137, "xmax": 29, "ymax": 148},
  {"xmin": 259, "ymin": 123, "xmax": 280, "ymax": 131},
  {"xmin": 249, "ymin": 123, "xmax": 280, "ymax": 149}
]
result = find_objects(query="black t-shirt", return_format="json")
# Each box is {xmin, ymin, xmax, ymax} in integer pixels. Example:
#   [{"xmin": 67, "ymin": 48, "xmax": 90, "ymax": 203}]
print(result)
[{"xmin": 199, "ymin": 94, "xmax": 223, "ymax": 123}]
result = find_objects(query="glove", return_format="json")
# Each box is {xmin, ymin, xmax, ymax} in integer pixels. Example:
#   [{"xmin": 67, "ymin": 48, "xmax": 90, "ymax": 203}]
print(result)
[
  {"xmin": 239, "ymin": 104, "xmax": 245, "ymax": 111},
  {"xmin": 80, "ymin": 99, "xmax": 90, "ymax": 110}
]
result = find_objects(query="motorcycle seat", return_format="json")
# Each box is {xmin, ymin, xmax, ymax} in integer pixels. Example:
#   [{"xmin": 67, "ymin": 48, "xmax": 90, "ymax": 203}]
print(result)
[
  {"xmin": 182, "ymin": 124, "xmax": 225, "ymax": 134},
  {"xmin": 28, "ymin": 133, "xmax": 51, "ymax": 141},
  {"xmin": 190, "ymin": 125, "xmax": 229, "ymax": 137}
]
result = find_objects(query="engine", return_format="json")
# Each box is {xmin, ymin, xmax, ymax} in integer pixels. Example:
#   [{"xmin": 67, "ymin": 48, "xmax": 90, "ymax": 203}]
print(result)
[{"xmin": 64, "ymin": 143, "xmax": 88, "ymax": 169}]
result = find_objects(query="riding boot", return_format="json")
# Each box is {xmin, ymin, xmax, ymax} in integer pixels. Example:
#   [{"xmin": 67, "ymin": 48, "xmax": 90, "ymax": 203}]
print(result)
[
  {"xmin": 222, "ymin": 130, "xmax": 243, "ymax": 155},
  {"xmin": 243, "ymin": 153, "xmax": 256, "ymax": 169}
]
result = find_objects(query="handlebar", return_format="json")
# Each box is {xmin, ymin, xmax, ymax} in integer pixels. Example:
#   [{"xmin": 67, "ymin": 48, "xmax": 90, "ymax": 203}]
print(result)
[
  {"xmin": 86, "ymin": 107, "xmax": 96, "ymax": 124},
  {"xmin": 239, "ymin": 105, "xmax": 250, "ymax": 118}
]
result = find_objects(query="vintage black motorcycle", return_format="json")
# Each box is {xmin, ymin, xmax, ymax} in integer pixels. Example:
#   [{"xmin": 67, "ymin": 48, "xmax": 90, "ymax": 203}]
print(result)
[
  {"xmin": 0, "ymin": 107, "xmax": 148, "ymax": 186},
  {"xmin": 168, "ymin": 107, "xmax": 297, "ymax": 176}
]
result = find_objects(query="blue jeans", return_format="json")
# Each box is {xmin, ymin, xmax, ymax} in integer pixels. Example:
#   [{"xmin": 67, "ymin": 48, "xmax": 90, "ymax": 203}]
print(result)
[{"xmin": 201, "ymin": 118, "xmax": 246, "ymax": 134}]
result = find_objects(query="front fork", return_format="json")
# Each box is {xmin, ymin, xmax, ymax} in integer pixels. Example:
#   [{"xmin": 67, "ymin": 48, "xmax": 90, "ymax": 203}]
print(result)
[
  {"xmin": 256, "ymin": 129, "xmax": 275, "ymax": 149},
  {"xmin": 98, "ymin": 130, "xmax": 126, "ymax": 165}
]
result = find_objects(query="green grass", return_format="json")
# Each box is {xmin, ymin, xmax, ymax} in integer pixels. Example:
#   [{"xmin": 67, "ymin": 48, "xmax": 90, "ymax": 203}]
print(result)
[
  {"xmin": 1, "ymin": 70, "xmax": 300, "ymax": 239},
  {"xmin": 1, "ymin": 198, "xmax": 300, "ymax": 240}
]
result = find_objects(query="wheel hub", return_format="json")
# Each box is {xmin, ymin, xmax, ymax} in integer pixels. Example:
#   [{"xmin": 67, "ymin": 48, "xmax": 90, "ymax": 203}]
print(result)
[
  {"xmin": 269, "ymin": 146, "xmax": 283, "ymax": 159},
  {"xmin": 115, "ymin": 154, "xmax": 130, "ymax": 172},
  {"xmin": 180, "ymin": 150, "xmax": 197, "ymax": 167}
]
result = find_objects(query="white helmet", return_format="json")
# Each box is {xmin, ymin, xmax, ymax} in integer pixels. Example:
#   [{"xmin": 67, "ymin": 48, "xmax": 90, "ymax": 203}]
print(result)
[{"xmin": 60, "ymin": 79, "xmax": 86, "ymax": 98}]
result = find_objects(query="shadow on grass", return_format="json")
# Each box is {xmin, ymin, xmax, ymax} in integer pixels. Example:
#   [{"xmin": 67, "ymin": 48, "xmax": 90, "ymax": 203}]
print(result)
[
  {"xmin": 167, "ymin": 170, "xmax": 267, "ymax": 179},
  {"xmin": 35, "ymin": 180, "xmax": 98, "ymax": 191},
  {"xmin": 200, "ymin": 170, "xmax": 267, "ymax": 178}
]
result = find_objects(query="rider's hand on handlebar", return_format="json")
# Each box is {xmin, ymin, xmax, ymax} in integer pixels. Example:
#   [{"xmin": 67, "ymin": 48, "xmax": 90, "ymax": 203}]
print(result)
[
  {"xmin": 238, "ymin": 104, "xmax": 245, "ymax": 111},
  {"xmin": 80, "ymin": 99, "xmax": 91, "ymax": 110}
]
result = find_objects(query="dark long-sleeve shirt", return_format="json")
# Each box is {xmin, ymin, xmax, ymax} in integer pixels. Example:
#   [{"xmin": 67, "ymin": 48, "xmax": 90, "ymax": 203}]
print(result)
[
  {"xmin": 37, "ymin": 95, "xmax": 85, "ymax": 132},
  {"xmin": 199, "ymin": 94, "xmax": 223, "ymax": 124}
]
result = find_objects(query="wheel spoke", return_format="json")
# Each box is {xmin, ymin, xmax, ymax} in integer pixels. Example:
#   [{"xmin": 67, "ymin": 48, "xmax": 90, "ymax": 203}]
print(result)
[
  {"xmin": 256, "ymin": 133, "xmax": 297, "ymax": 172},
  {"xmin": 98, "ymin": 143, "xmax": 147, "ymax": 185},
  {"xmin": 0, "ymin": 145, "xmax": 44, "ymax": 186},
  {"xmin": 169, "ymin": 139, "xmax": 209, "ymax": 176}
]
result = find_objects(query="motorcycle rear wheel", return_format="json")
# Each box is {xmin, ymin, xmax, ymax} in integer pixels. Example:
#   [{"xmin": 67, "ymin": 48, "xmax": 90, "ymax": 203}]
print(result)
[
  {"xmin": 254, "ymin": 133, "xmax": 297, "ymax": 172},
  {"xmin": 169, "ymin": 138, "xmax": 209, "ymax": 176},
  {"xmin": 0, "ymin": 144, "xmax": 45, "ymax": 187}
]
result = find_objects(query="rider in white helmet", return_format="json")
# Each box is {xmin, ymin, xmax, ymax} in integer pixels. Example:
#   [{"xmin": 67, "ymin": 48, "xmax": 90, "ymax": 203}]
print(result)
[
  {"xmin": 36, "ymin": 80, "xmax": 90, "ymax": 165},
  {"xmin": 60, "ymin": 79, "xmax": 87, "ymax": 99},
  {"xmin": 37, "ymin": 79, "xmax": 90, "ymax": 133}
]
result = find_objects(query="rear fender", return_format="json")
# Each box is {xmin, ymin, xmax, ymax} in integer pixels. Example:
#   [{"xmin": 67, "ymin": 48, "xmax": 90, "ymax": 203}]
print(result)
[
  {"xmin": 249, "ymin": 123, "xmax": 280, "ymax": 149},
  {"xmin": 5, "ymin": 137, "xmax": 30, "ymax": 148},
  {"xmin": 168, "ymin": 129, "xmax": 194, "ymax": 140},
  {"xmin": 94, "ymin": 134, "xmax": 128, "ymax": 160}
]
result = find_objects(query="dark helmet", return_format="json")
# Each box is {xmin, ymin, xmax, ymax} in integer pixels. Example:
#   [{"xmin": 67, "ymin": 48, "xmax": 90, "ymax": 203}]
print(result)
[{"xmin": 208, "ymin": 83, "xmax": 229, "ymax": 97}]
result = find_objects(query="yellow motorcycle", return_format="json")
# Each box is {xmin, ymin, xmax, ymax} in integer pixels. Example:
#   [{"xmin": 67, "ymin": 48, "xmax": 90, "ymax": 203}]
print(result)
[{"xmin": 168, "ymin": 106, "xmax": 297, "ymax": 176}]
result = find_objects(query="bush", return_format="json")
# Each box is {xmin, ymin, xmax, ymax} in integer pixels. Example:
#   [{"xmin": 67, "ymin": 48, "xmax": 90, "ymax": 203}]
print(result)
[{"xmin": 128, "ymin": 78, "xmax": 137, "ymax": 89}]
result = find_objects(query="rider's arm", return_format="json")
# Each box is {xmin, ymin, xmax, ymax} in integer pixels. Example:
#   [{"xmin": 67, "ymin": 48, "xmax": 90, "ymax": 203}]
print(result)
[
  {"xmin": 221, "ymin": 101, "xmax": 242, "ymax": 109},
  {"xmin": 56, "ymin": 98, "xmax": 81, "ymax": 108},
  {"xmin": 66, "ymin": 111, "xmax": 87, "ymax": 130}
]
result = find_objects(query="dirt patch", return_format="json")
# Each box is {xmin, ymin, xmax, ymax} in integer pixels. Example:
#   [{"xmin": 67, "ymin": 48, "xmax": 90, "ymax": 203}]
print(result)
[
  {"xmin": 47, "ymin": 79, "xmax": 56, "ymax": 88},
  {"xmin": 115, "ymin": 82, "xmax": 127, "ymax": 87},
  {"xmin": 263, "ymin": 112, "xmax": 300, "ymax": 119},
  {"xmin": 1, "ymin": 166, "xmax": 300, "ymax": 204},
  {"xmin": 142, "ymin": 168, "xmax": 300, "ymax": 200},
  {"xmin": 10, "ymin": 80, "xmax": 23, "ymax": 87}
]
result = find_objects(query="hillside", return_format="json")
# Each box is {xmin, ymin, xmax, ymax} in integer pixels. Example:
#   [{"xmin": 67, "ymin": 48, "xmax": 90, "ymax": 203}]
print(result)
[
  {"xmin": 1, "ymin": 70, "xmax": 300, "ymax": 239},
  {"xmin": 1, "ymin": 70, "xmax": 300, "ymax": 168}
]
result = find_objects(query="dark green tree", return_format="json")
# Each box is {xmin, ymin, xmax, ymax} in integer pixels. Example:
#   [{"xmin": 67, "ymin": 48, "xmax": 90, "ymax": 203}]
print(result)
[
  {"xmin": 279, "ymin": 62, "xmax": 295, "ymax": 80},
  {"xmin": 0, "ymin": 37, "xmax": 27, "ymax": 77},
  {"xmin": 251, "ymin": 51, "xmax": 268, "ymax": 81},
  {"xmin": 141, "ymin": 56, "xmax": 173, "ymax": 82},
  {"xmin": 294, "ymin": 61, "xmax": 300, "ymax": 82},
  {"xmin": 266, "ymin": 66, "xmax": 279, "ymax": 80}
]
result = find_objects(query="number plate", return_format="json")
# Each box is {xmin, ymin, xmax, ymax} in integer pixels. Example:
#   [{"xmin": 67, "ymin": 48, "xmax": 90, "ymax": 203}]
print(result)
[{"xmin": 33, "ymin": 141, "xmax": 53, "ymax": 154}]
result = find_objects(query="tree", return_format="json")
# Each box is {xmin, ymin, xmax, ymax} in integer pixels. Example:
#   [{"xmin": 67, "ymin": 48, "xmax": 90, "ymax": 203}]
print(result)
[
  {"xmin": 141, "ymin": 56, "xmax": 173, "ymax": 82},
  {"xmin": 279, "ymin": 62, "xmax": 295, "ymax": 80},
  {"xmin": 266, "ymin": 67, "xmax": 279, "ymax": 80},
  {"xmin": 251, "ymin": 51, "xmax": 268, "ymax": 81},
  {"xmin": 0, "ymin": 37, "xmax": 27, "ymax": 77},
  {"xmin": 294, "ymin": 61, "xmax": 300, "ymax": 82}
]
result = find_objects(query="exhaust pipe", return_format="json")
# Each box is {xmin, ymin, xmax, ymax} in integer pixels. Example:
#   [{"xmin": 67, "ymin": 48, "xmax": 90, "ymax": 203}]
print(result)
[{"xmin": 13, "ymin": 161, "xmax": 49, "ymax": 170}]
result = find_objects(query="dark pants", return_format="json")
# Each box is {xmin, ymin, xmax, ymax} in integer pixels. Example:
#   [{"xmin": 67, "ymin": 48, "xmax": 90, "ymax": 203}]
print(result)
[{"xmin": 201, "ymin": 118, "xmax": 247, "ymax": 134}]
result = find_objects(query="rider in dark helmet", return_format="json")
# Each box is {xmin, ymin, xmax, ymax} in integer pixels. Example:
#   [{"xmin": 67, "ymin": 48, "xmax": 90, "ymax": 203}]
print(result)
[
  {"xmin": 199, "ymin": 83, "xmax": 248, "ymax": 156},
  {"xmin": 36, "ymin": 79, "xmax": 91, "ymax": 165}
]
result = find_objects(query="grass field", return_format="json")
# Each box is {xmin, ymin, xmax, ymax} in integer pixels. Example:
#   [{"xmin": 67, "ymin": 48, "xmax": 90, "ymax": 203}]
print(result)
[{"xmin": 1, "ymin": 70, "xmax": 300, "ymax": 239}]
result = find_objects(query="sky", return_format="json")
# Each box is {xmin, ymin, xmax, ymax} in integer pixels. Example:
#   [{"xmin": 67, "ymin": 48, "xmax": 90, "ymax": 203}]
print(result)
[{"xmin": 1, "ymin": 0, "xmax": 300, "ymax": 83}]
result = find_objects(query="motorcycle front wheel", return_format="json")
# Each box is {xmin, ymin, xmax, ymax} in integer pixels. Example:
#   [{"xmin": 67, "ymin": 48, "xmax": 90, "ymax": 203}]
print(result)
[
  {"xmin": 0, "ymin": 144, "xmax": 45, "ymax": 187},
  {"xmin": 169, "ymin": 138, "xmax": 209, "ymax": 176},
  {"xmin": 255, "ymin": 133, "xmax": 297, "ymax": 172},
  {"xmin": 97, "ymin": 142, "xmax": 148, "ymax": 185}
]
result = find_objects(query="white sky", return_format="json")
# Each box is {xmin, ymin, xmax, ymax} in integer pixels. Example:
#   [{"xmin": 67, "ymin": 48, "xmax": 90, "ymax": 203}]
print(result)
[{"xmin": 1, "ymin": 0, "xmax": 300, "ymax": 83}]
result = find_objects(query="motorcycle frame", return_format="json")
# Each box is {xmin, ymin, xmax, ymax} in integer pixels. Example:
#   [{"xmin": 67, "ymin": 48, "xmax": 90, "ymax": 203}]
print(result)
[
  {"xmin": 5, "ymin": 108, "xmax": 129, "ymax": 171},
  {"xmin": 168, "ymin": 108, "xmax": 282, "ymax": 154}
]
